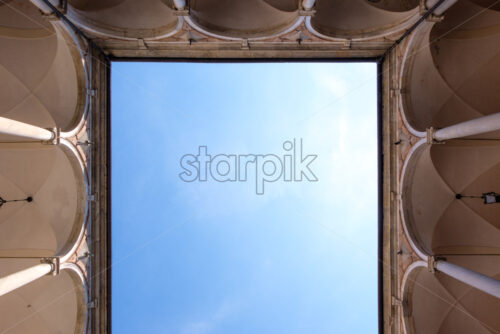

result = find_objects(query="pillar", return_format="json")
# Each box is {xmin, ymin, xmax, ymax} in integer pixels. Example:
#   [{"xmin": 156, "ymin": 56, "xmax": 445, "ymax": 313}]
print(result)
[
  {"xmin": 29, "ymin": 0, "xmax": 58, "ymax": 15},
  {"xmin": 426, "ymin": 0, "xmax": 458, "ymax": 16},
  {"xmin": 173, "ymin": 0, "xmax": 186, "ymax": 10},
  {"xmin": 0, "ymin": 258, "xmax": 59, "ymax": 296},
  {"xmin": 428, "ymin": 112, "xmax": 500, "ymax": 143},
  {"xmin": 431, "ymin": 258, "xmax": 500, "ymax": 299},
  {"xmin": 302, "ymin": 0, "xmax": 315, "ymax": 10},
  {"xmin": 0, "ymin": 116, "xmax": 57, "ymax": 143}
]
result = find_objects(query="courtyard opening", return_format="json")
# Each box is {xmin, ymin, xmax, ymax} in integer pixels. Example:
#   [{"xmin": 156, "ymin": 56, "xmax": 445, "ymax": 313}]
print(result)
[{"xmin": 111, "ymin": 62, "xmax": 378, "ymax": 333}]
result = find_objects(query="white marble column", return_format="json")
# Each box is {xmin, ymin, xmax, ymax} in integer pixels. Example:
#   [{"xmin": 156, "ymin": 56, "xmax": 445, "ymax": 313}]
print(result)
[
  {"xmin": 433, "ymin": 259, "xmax": 500, "ymax": 299},
  {"xmin": 29, "ymin": 0, "xmax": 59, "ymax": 14},
  {"xmin": 428, "ymin": 112, "xmax": 500, "ymax": 142},
  {"xmin": 173, "ymin": 0, "xmax": 186, "ymax": 10},
  {"xmin": 302, "ymin": 0, "xmax": 315, "ymax": 10},
  {"xmin": 426, "ymin": 0, "xmax": 458, "ymax": 16},
  {"xmin": 0, "ymin": 262, "xmax": 55, "ymax": 296},
  {"xmin": 0, "ymin": 116, "xmax": 57, "ymax": 142}
]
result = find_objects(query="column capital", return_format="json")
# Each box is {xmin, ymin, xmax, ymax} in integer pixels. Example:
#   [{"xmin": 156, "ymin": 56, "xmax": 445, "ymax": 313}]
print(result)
[
  {"xmin": 42, "ymin": 127, "xmax": 61, "ymax": 145},
  {"xmin": 427, "ymin": 256, "xmax": 446, "ymax": 273},
  {"xmin": 41, "ymin": 257, "xmax": 60, "ymax": 275},
  {"xmin": 299, "ymin": 9, "xmax": 316, "ymax": 16},
  {"xmin": 426, "ymin": 127, "xmax": 445, "ymax": 145},
  {"xmin": 173, "ymin": 9, "xmax": 190, "ymax": 16},
  {"xmin": 427, "ymin": 256, "xmax": 436, "ymax": 273}
]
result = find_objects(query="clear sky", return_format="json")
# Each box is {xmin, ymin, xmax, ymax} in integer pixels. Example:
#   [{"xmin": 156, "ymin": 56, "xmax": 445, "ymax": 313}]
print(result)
[{"xmin": 111, "ymin": 62, "xmax": 378, "ymax": 333}]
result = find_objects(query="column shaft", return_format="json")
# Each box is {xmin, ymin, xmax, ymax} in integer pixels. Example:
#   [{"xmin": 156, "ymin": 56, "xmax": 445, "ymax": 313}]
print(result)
[
  {"xmin": 0, "ymin": 263, "xmax": 53, "ymax": 296},
  {"xmin": 426, "ymin": 0, "xmax": 458, "ymax": 16},
  {"xmin": 0, "ymin": 116, "xmax": 54, "ymax": 142},
  {"xmin": 433, "ymin": 112, "xmax": 500, "ymax": 141},
  {"xmin": 302, "ymin": 0, "xmax": 315, "ymax": 10},
  {"xmin": 172, "ymin": 0, "xmax": 186, "ymax": 10},
  {"xmin": 436, "ymin": 260, "xmax": 500, "ymax": 299}
]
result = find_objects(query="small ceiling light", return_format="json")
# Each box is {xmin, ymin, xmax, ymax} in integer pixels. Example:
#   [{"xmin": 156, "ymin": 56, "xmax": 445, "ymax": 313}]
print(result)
[
  {"xmin": 483, "ymin": 192, "xmax": 500, "ymax": 204},
  {"xmin": 0, "ymin": 196, "xmax": 33, "ymax": 208},
  {"xmin": 455, "ymin": 192, "xmax": 500, "ymax": 205}
]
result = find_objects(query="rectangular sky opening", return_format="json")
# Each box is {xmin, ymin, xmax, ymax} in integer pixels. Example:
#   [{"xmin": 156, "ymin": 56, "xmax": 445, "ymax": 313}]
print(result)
[{"xmin": 111, "ymin": 62, "xmax": 378, "ymax": 333}]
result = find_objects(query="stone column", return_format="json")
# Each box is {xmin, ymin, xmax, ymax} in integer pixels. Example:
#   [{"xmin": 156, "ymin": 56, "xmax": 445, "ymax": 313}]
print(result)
[
  {"xmin": 426, "ymin": 0, "xmax": 458, "ymax": 16},
  {"xmin": 29, "ymin": 0, "xmax": 59, "ymax": 14},
  {"xmin": 428, "ymin": 112, "xmax": 500, "ymax": 143},
  {"xmin": 431, "ymin": 258, "xmax": 500, "ymax": 299},
  {"xmin": 302, "ymin": 0, "xmax": 315, "ymax": 10},
  {"xmin": 0, "ymin": 260, "xmax": 58, "ymax": 296},
  {"xmin": 0, "ymin": 116, "xmax": 57, "ymax": 143},
  {"xmin": 173, "ymin": 0, "xmax": 186, "ymax": 10}
]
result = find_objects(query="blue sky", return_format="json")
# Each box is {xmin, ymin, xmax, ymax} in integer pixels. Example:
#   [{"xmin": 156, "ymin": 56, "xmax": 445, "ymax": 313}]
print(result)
[{"xmin": 112, "ymin": 62, "xmax": 378, "ymax": 333}]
